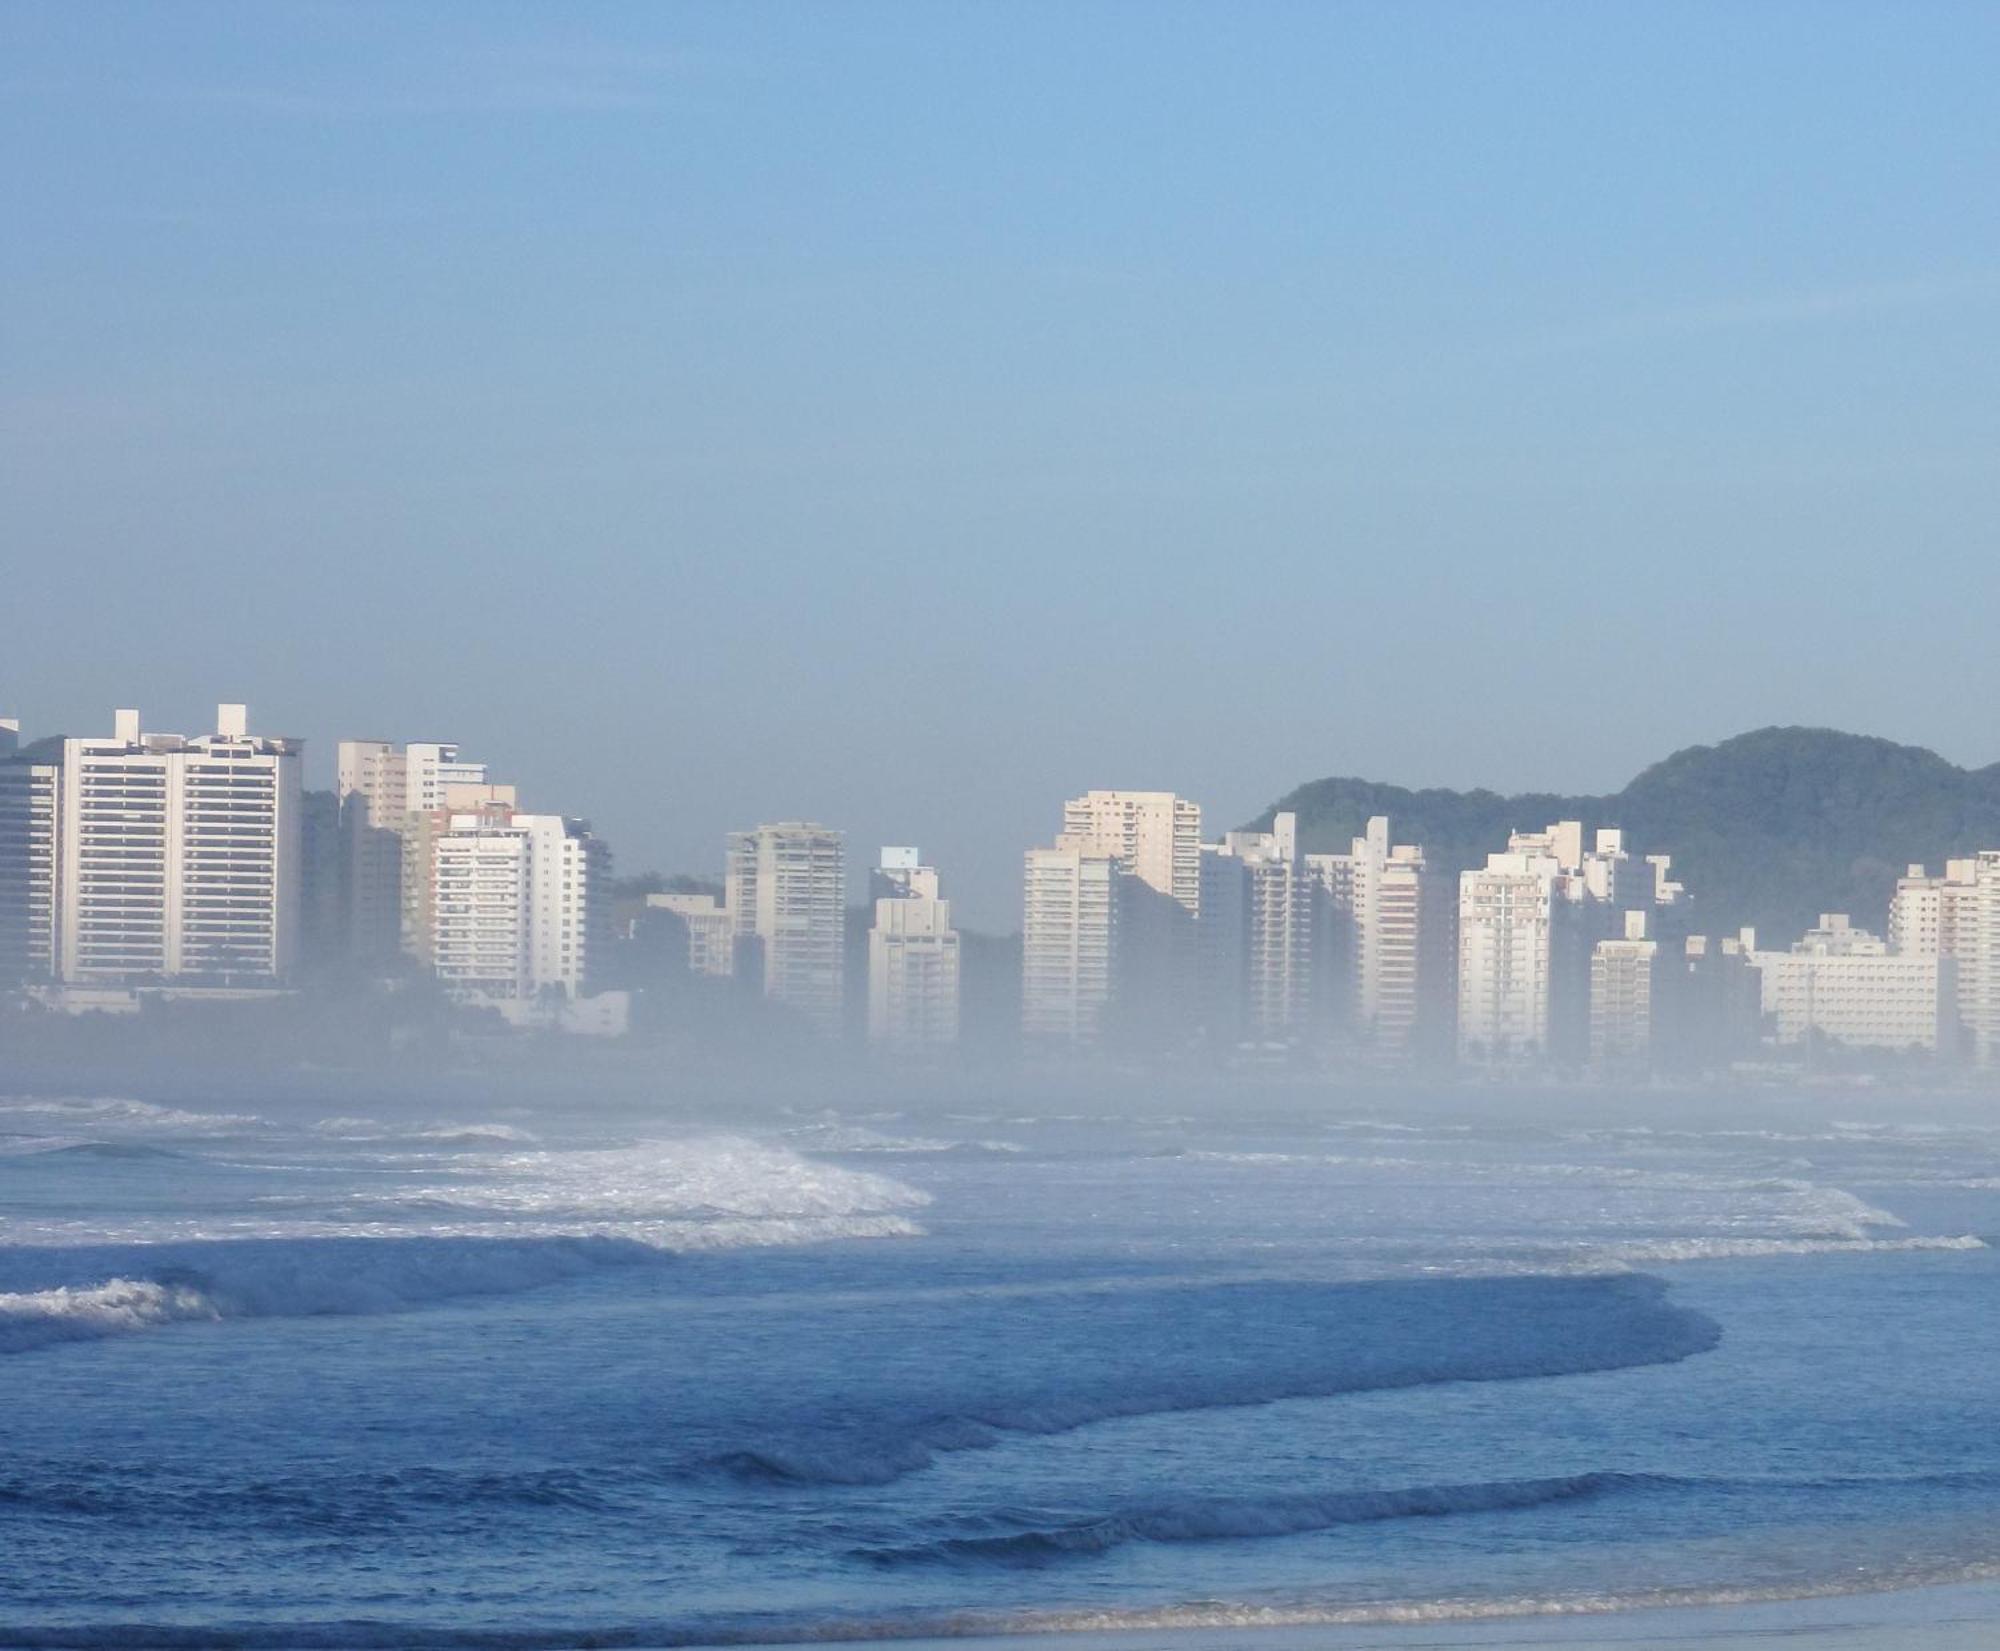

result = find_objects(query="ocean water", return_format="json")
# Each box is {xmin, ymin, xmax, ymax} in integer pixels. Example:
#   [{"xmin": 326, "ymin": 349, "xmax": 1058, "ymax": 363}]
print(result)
[{"xmin": 3, "ymin": 1085, "xmax": 2000, "ymax": 1648}]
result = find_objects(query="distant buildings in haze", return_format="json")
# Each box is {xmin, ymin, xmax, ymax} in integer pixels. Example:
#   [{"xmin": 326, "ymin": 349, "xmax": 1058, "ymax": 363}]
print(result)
[{"xmin": 11, "ymin": 696, "xmax": 2000, "ymax": 1077}]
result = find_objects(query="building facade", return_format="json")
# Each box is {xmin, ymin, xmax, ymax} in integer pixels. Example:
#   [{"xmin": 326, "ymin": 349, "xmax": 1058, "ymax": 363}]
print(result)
[
  {"xmin": 1307, "ymin": 815, "xmax": 1430, "ymax": 1054},
  {"xmin": 644, "ymin": 891, "xmax": 737, "ymax": 978},
  {"xmin": 1752, "ymin": 913, "xmax": 1948, "ymax": 1052},
  {"xmin": 1061, "ymin": 791, "xmax": 1202, "ymax": 915},
  {"xmin": 1200, "ymin": 813, "xmax": 1312, "ymax": 1042},
  {"xmin": 0, "ymin": 706, "xmax": 305, "ymax": 991},
  {"xmin": 867, "ymin": 848, "xmax": 960, "ymax": 1049},
  {"xmin": 1021, "ymin": 836, "xmax": 1118, "ymax": 1045},
  {"xmin": 0, "ymin": 732, "xmax": 58, "ymax": 985},
  {"xmin": 1590, "ymin": 909, "xmax": 1658, "ymax": 1071},
  {"xmin": 336, "ymin": 739, "xmax": 489, "ymax": 960},
  {"xmin": 726, "ymin": 822, "xmax": 846, "ymax": 1034},
  {"xmin": 405, "ymin": 799, "xmax": 603, "ymax": 1001}
]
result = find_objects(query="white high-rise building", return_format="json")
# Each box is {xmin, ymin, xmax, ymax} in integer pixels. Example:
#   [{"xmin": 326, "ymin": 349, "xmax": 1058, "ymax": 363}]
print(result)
[
  {"xmin": 1308, "ymin": 816, "xmax": 1429, "ymax": 1053},
  {"xmin": 336, "ymin": 739, "xmax": 491, "ymax": 959},
  {"xmin": 1201, "ymin": 813, "xmax": 1312, "ymax": 1040},
  {"xmin": 727, "ymin": 822, "xmax": 846, "ymax": 1034},
  {"xmin": 1752, "ymin": 913, "xmax": 1948, "ymax": 1052},
  {"xmin": 1022, "ymin": 836, "xmax": 1118, "ymax": 1045},
  {"xmin": 1892, "ymin": 856, "xmax": 2000, "ymax": 1062},
  {"xmin": 1, "ymin": 706, "xmax": 304, "ymax": 989},
  {"xmin": 1590, "ymin": 909, "xmax": 1659, "ymax": 1071},
  {"xmin": 1457, "ymin": 847, "xmax": 1563, "ymax": 1062},
  {"xmin": 1061, "ymin": 791, "xmax": 1202, "ymax": 915},
  {"xmin": 1458, "ymin": 822, "xmax": 1674, "ymax": 1066},
  {"xmin": 867, "ymin": 847, "xmax": 960, "ymax": 1048},
  {"xmin": 405, "ymin": 799, "xmax": 602, "ymax": 1001}
]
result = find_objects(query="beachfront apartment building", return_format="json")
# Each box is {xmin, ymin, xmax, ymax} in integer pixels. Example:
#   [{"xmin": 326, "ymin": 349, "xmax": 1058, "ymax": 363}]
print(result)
[
  {"xmin": 867, "ymin": 848, "xmax": 961, "ymax": 1049},
  {"xmin": 404, "ymin": 798, "xmax": 604, "ymax": 1002},
  {"xmin": 0, "ymin": 705, "xmax": 303, "ymax": 991},
  {"xmin": 727, "ymin": 822, "xmax": 847, "ymax": 1034},
  {"xmin": 1022, "ymin": 836, "xmax": 1118, "ymax": 1045},
  {"xmin": 335, "ymin": 738, "xmax": 491, "ymax": 960}
]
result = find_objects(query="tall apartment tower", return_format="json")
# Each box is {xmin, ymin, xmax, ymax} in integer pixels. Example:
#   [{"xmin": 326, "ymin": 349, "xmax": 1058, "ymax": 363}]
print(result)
[
  {"xmin": 1459, "ymin": 822, "xmax": 1670, "ymax": 1066},
  {"xmin": 1022, "ymin": 836, "xmax": 1118, "ymax": 1045},
  {"xmin": 727, "ymin": 822, "xmax": 846, "ymax": 1034},
  {"xmin": 0, "ymin": 726, "xmax": 59, "ymax": 984},
  {"xmin": 336, "ymin": 739, "xmax": 490, "ymax": 959},
  {"xmin": 867, "ymin": 847, "xmax": 961, "ymax": 1049},
  {"xmin": 404, "ymin": 799, "xmax": 603, "ymax": 1001},
  {"xmin": 1061, "ymin": 791, "xmax": 1202, "ymax": 915},
  {"xmin": 1590, "ymin": 909, "xmax": 1659, "ymax": 1072},
  {"xmin": 1199, "ymin": 813, "xmax": 1312, "ymax": 1041},
  {"xmin": 1307, "ymin": 816, "xmax": 1430, "ymax": 1054},
  {"xmin": 1893, "ymin": 856, "xmax": 2000, "ymax": 1062},
  {"xmin": 1457, "ymin": 847, "xmax": 1563, "ymax": 1062},
  {"xmin": 0, "ymin": 706, "xmax": 303, "ymax": 988}
]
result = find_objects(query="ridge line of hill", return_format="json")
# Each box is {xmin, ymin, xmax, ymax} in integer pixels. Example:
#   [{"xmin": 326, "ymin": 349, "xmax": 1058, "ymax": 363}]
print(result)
[{"xmin": 1252, "ymin": 726, "xmax": 2000, "ymax": 944}]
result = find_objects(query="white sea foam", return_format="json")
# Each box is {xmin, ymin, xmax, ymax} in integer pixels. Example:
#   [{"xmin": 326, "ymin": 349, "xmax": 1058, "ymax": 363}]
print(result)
[
  {"xmin": 0, "ymin": 1277, "xmax": 222, "ymax": 1353},
  {"xmin": 0, "ymin": 1095, "xmax": 262, "ymax": 1134},
  {"xmin": 0, "ymin": 1234, "xmax": 659, "ymax": 1354},
  {"xmin": 1594, "ymin": 1233, "xmax": 1986, "ymax": 1265},
  {"xmin": 309, "ymin": 1117, "xmax": 543, "ymax": 1146},
  {"xmin": 0, "ymin": 1136, "xmax": 930, "ymax": 1353}
]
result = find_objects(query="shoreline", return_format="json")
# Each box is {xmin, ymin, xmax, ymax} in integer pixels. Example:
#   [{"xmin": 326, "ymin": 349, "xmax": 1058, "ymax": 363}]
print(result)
[{"xmin": 710, "ymin": 1579, "xmax": 2000, "ymax": 1651}]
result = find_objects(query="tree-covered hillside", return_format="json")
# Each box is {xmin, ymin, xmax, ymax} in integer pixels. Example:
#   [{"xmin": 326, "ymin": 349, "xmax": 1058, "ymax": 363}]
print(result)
[{"xmin": 1255, "ymin": 727, "xmax": 2000, "ymax": 945}]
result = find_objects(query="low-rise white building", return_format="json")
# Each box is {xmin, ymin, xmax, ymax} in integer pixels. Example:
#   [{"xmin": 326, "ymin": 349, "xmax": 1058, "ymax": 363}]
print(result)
[{"xmin": 1753, "ymin": 914, "xmax": 1948, "ymax": 1052}]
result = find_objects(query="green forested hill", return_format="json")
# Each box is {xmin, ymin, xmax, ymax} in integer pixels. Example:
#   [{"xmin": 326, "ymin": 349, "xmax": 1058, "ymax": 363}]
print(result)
[{"xmin": 1256, "ymin": 728, "xmax": 2000, "ymax": 945}]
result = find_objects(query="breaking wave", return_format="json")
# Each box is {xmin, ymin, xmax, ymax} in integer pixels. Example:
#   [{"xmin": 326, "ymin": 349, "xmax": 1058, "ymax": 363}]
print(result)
[
  {"xmin": 0, "ymin": 1134, "xmax": 933, "ymax": 1354},
  {"xmin": 695, "ymin": 1275, "xmax": 1720, "ymax": 1486},
  {"xmin": 0, "ymin": 1235, "xmax": 659, "ymax": 1355},
  {"xmin": 860, "ymin": 1472, "xmax": 1646, "ymax": 1565},
  {"xmin": 0, "ymin": 1094, "xmax": 263, "ymax": 1135}
]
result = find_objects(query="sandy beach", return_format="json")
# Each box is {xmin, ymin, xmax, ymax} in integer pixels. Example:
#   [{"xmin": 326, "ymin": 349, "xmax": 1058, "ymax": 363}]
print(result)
[{"xmin": 787, "ymin": 1580, "xmax": 2000, "ymax": 1651}]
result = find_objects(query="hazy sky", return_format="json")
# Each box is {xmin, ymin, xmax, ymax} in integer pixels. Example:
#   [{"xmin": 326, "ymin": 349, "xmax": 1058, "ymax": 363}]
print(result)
[{"xmin": 6, "ymin": 2, "xmax": 1999, "ymax": 926}]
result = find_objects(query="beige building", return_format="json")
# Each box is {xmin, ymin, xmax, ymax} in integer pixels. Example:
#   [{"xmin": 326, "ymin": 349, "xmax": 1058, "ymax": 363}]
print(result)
[
  {"xmin": 1061, "ymin": 791, "xmax": 1202, "ymax": 915},
  {"xmin": 644, "ymin": 891, "xmax": 737, "ymax": 978},
  {"xmin": 335, "ymin": 739, "xmax": 491, "ymax": 960},
  {"xmin": 727, "ymin": 822, "xmax": 846, "ymax": 1034},
  {"xmin": 1753, "ymin": 914, "xmax": 1948, "ymax": 1052}
]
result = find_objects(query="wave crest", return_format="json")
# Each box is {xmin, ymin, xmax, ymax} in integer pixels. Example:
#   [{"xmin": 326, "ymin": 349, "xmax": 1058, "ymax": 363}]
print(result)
[{"xmin": 861, "ymin": 1473, "xmax": 1647, "ymax": 1566}]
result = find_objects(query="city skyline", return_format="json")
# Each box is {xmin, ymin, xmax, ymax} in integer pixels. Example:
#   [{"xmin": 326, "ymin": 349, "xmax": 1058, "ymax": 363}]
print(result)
[
  {"xmin": 14, "ymin": 697, "xmax": 2000, "ymax": 1078},
  {"xmin": 9, "ymin": 3, "xmax": 2000, "ymax": 931}
]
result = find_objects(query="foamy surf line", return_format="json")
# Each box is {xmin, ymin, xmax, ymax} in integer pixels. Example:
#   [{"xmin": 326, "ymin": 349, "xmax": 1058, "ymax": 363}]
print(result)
[{"xmin": 11, "ymin": 1561, "xmax": 2000, "ymax": 1650}]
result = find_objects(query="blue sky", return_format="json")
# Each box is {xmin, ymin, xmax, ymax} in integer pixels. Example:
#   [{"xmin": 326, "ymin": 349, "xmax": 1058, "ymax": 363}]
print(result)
[{"xmin": 5, "ymin": 1, "xmax": 1999, "ymax": 925}]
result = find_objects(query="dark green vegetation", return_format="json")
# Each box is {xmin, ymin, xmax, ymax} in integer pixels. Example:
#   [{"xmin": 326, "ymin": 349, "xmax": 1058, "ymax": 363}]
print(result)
[{"xmin": 1258, "ymin": 727, "xmax": 2000, "ymax": 945}]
